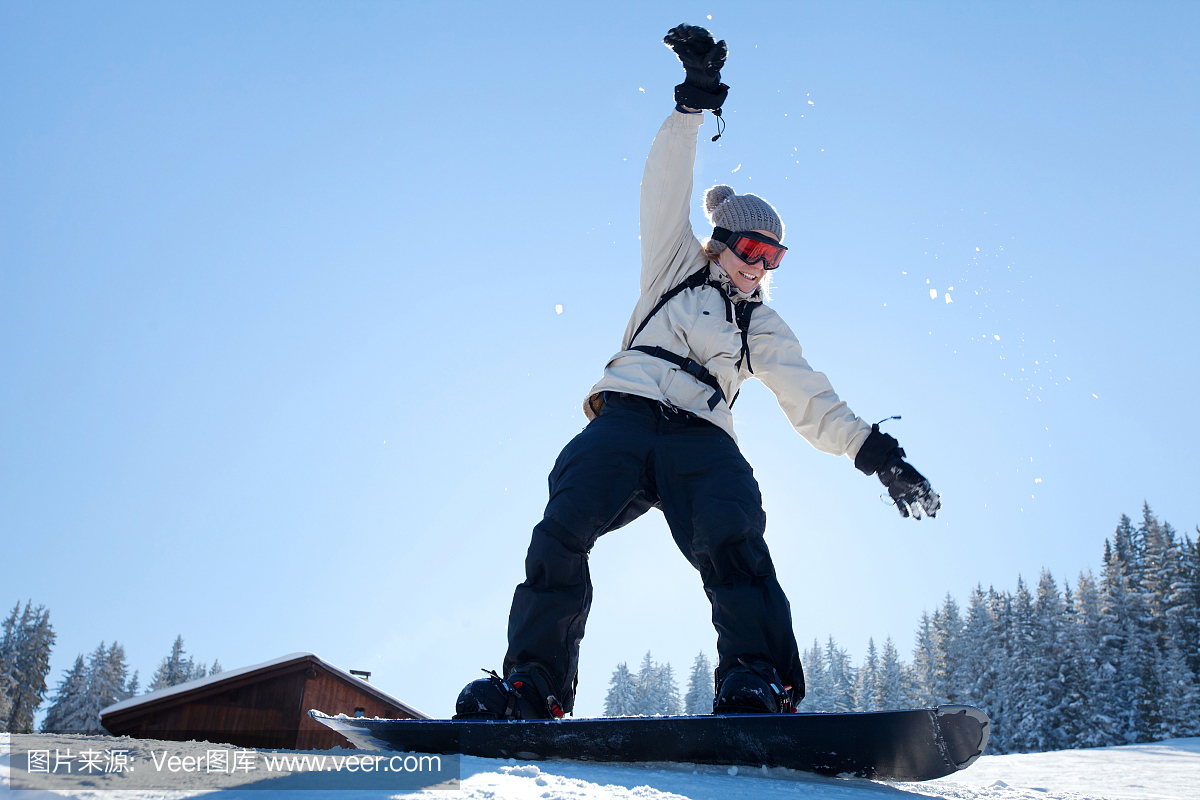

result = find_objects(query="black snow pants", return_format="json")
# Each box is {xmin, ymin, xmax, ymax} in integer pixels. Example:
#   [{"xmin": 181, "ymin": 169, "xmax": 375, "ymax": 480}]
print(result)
[{"xmin": 503, "ymin": 392, "xmax": 804, "ymax": 712}]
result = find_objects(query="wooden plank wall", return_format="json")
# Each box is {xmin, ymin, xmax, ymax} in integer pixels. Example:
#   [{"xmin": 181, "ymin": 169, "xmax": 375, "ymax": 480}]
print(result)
[
  {"xmin": 295, "ymin": 667, "xmax": 419, "ymax": 750},
  {"xmin": 105, "ymin": 669, "xmax": 308, "ymax": 750}
]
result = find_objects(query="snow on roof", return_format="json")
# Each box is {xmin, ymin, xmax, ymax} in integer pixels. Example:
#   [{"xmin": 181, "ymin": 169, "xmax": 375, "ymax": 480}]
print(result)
[{"xmin": 100, "ymin": 651, "xmax": 426, "ymax": 719}]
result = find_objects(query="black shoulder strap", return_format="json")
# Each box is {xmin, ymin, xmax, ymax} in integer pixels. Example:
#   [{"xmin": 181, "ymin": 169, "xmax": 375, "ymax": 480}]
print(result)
[
  {"xmin": 728, "ymin": 300, "xmax": 761, "ymax": 409},
  {"xmin": 627, "ymin": 265, "xmax": 763, "ymax": 412},
  {"xmin": 628, "ymin": 265, "xmax": 713, "ymax": 348},
  {"xmin": 734, "ymin": 300, "xmax": 760, "ymax": 374}
]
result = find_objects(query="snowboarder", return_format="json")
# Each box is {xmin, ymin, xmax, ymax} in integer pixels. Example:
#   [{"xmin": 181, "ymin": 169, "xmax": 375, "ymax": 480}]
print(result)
[{"xmin": 456, "ymin": 24, "xmax": 941, "ymax": 721}]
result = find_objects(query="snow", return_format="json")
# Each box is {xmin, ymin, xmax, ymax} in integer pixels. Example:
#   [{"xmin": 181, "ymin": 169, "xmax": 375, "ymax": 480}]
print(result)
[
  {"xmin": 930, "ymin": 737, "xmax": 1200, "ymax": 800},
  {"xmin": 3, "ymin": 732, "xmax": 1197, "ymax": 800},
  {"xmin": 99, "ymin": 652, "xmax": 424, "ymax": 719}
]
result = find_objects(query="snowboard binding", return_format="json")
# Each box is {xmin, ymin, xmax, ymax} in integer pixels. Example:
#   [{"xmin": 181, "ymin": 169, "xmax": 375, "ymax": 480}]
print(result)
[
  {"xmin": 454, "ymin": 665, "xmax": 565, "ymax": 720},
  {"xmin": 713, "ymin": 659, "xmax": 797, "ymax": 714}
]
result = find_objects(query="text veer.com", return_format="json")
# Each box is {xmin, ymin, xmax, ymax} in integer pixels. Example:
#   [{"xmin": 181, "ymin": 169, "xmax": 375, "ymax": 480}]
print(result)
[{"xmin": 148, "ymin": 751, "xmax": 443, "ymax": 773}]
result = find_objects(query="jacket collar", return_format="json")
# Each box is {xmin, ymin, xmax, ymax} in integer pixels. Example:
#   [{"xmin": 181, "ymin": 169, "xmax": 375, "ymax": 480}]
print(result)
[{"xmin": 708, "ymin": 261, "xmax": 763, "ymax": 303}]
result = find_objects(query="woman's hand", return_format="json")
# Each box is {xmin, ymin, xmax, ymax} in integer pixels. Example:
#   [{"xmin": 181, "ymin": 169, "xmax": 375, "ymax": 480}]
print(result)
[
  {"xmin": 854, "ymin": 425, "xmax": 942, "ymax": 519},
  {"xmin": 878, "ymin": 458, "xmax": 942, "ymax": 520},
  {"xmin": 663, "ymin": 24, "xmax": 728, "ymax": 110}
]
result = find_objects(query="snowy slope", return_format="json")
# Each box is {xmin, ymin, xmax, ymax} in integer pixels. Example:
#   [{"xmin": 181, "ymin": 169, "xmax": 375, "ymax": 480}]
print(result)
[{"xmin": 2, "ymin": 733, "xmax": 1196, "ymax": 800}]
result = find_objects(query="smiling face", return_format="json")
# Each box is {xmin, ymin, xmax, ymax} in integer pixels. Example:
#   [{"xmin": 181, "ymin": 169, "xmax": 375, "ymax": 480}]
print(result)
[{"xmin": 717, "ymin": 229, "xmax": 778, "ymax": 294}]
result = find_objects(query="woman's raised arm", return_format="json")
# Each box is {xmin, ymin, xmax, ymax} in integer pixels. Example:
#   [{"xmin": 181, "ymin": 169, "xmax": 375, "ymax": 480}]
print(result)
[{"xmin": 638, "ymin": 25, "xmax": 730, "ymax": 297}]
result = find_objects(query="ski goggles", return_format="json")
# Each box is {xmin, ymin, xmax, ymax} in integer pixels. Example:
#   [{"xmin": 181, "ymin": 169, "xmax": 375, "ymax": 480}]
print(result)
[{"xmin": 710, "ymin": 227, "xmax": 787, "ymax": 269}]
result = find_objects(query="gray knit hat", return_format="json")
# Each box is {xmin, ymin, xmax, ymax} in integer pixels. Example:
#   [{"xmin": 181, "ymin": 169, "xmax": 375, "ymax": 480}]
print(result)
[{"xmin": 703, "ymin": 185, "xmax": 784, "ymax": 253}]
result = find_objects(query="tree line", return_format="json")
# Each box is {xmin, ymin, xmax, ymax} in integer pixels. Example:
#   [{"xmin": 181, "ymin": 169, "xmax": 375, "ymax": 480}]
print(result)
[
  {"xmin": 0, "ymin": 605, "xmax": 220, "ymax": 734},
  {"xmin": 603, "ymin": 505, "xmax": 1200, "ymax": 754},
  {"xmin": 604, "ymin": 651, "xmax": 714, "ymax": 716}
]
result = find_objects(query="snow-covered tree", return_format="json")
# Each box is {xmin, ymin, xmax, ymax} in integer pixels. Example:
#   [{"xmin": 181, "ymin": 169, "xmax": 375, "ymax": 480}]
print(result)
[
  {"xmin": 604, "ymin": 662, "xmax": 636, "ymax": 716},
  {"xmin": 41, "ymin": 654, "xmax": 89, "ymax": 733},
  {"xmin": 932, "ymin": 594, "xmax": 966, "ymax": 705},
  {"xmin": 1027, "ymin": 571, "xmax": 1069, "ymax": 751},
  {"xmin": 910, "ymin": 612, "xmax": 937, "ymax": 707},
  {"xmin": 854, "ymin": 638, "xmax": 879, "ymax": 712},
  {"xmin": 655, "ymin": 662, "xmax": 682, "ymax": 716},
  {"xmin": 1070, "ymin": 569, "xmax": 1110, "ymax": 748},
  {"xmin": 825, "ymin": 637, "xmax": 855, "ymax": 713},
  {"xmin": 801, "ymin": 639, "xmax": 830, "ymax": 712},
  {"xmin": 41, "ymin": 640, "xmax": 130, "ymax": 734},
  {"xmin": 1004, "ymin": 576, "xmax": 1042, "ymax": 753},
  {"xmin": 0, "ymin": 602, "xmax": 17, "ymax": 729},
  {"xmin": 149, "ymin": 635, "xmax": 208, "ymax": 690},
  {"xmin": 632, "ymin": 652, "xmax": 656, "ymax": 715},
  {"xmin": 1160, "ymin": 639, "xmax": 1200, "ymax": 739},
  {"xmin": 85, "ymin": 642, "xmax": 129, "ymax": 732},
  {"xmin": 874, "ymin": 636, "xmax": 909, "ymax": 710},
  {"xmin": 683, "ymin": 652, "xmax": 713, "ymax": 714},
  {"xmin": 1, "ymin": 601, "xmax": 55, "ymax": 732},
  {"xmin": 960, "ymin": 586, "xmax": 998, "ymax": 712}
]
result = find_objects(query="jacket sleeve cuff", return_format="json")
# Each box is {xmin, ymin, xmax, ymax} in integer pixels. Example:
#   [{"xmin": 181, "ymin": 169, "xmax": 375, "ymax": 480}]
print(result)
[
  {"xmin": 853, "ymin": 425, "xmax": 902, "ymax": 475},
  {"xmin": 674, "ymin": 103, "xmax": 703, "ymax": 115}
]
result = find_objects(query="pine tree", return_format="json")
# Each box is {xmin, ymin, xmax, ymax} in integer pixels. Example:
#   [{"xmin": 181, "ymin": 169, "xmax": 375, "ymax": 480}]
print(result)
[
  {"xmin": 2, "ymin": 601, "xmax": 55, "ymax": 732},
  {"xmin": 1029, "ymin": 570, "xmax": 1068, "ymax": 751},
  {"xmin": 0, "ymin": 602, "xmax": 18, "ymax": 729},
  {"xmin": 1160, "ymin": 639, "xmax": 1200, "ymax": 738},
  {"xmin": 1071, "ymin": 569, "xmax": 1110, "ymax": 748},
  {"xmin": 960, "ymin": 586, "xmax": 998, "ymax": 714},
  {"xmin": 684, "ymin": 652, "xmax": 714, "ymax": 714},
  {"xmin": 656, "ymin": 662, "xmax": 682, "ymax": 716},
  {"xmin": 126, "ymin": 669, "xmax": 140, "ymax": 698},
  {"xmin": 209, "ymin": 659, "xmax": 223, "ymax": 675},
  {"xmin": 932, "ymin": 594, "xmax": 966, "ymax": 705},
  {"xmin": 874, "ymin": 637, "xmax": 909, "ymax": 710},
  {"xmin": 1054, "ymin": 578, "xmax": 1089, "ymax": 748},
  {"xmin": 984, "ymin": 588, "xmax": 1015, "ymax": 753},
  {"xmin": 83, "ymin": 642, "xmax": 128, "ymax": 732},
  {"xmin": 1094, "ymin": 535, "xmax": 1131, "ymax": 746},
  {"xmin": 149, "ymin": 635, "xmax": 193, "ymax": 691},
  {"xmin": 801, "ymin": 639, "xmax": 830, "ymax": 712},
  {"xmin": 603, "ymin": 662, "xmax": 637, "ymax": 716},
  {"xmin": 825, "ymin": 637, "xmax": 855, "ymax": 713},
  {"xmin": 910, "ymin": 612, "xmax": 937, "ymax": 707},
  {"xmin": 1170, "ymin": 530, "xmax": 1200, "ymax": 681},
  {"xmin": 854, "ymin": 638, "xmax": 879, "ymax": 712},
  {"xmin": 1005, "ymin": 577, "xmax": 1040, "ymax": 753},
  {"xmin": 633, "ymin": 652, "xmax": 656, "ymax": 716},
  {"xmin": 41, "ymin": 654, "xmax": 89, "ymax": 733}
]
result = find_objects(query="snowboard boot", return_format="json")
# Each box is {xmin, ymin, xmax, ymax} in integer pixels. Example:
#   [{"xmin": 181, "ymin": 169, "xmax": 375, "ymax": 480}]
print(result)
[
  {"xmin": 713, "ymin": 659, "xmax": 797, "ymax": 714},
  {"xmin": 453, "ymin": 664, "xmax": 566, "ymax": 720}
]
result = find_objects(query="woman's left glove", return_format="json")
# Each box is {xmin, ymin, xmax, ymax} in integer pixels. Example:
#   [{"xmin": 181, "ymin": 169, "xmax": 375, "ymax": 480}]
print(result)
[
  {"xmin": 663, "ymin": 23, "xmax": 728, "ymax": 110},
  {"xmin": 854, "ymin": 426, "xmax": 942, "ymax": 520}
]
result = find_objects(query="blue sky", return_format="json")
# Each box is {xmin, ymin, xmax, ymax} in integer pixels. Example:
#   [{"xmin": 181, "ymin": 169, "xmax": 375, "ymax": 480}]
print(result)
[{"xmin": 2, "ymin": 1, "xmax": 1197, "ymax": 720}]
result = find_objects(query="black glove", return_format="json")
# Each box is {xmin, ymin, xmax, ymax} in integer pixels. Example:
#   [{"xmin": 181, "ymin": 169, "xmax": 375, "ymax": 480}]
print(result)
[
  {"xmin": 663, "ymin": 24, "xmax": 729, "ymax": 110},
  {"xmin": 855, "ymin": 425, "xmax": 942, "ymax": 520}
]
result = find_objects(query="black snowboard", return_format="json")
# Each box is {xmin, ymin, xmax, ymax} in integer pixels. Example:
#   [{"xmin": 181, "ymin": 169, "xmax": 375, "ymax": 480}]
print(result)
[{"xmin": 311, "ymin": 704, "xmax": 989, "ymax": 782}]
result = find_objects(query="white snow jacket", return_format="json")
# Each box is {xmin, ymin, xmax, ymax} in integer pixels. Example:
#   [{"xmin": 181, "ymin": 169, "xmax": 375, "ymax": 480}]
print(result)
[{"xmin": 583, "ymin": 108, "xmax": 872, "ymax": 461}]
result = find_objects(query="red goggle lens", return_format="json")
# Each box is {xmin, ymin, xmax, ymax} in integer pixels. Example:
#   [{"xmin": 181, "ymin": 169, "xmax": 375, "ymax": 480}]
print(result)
[{"xmin": 730, "ymin": 236, "xmax": 786, "ymax": 270}]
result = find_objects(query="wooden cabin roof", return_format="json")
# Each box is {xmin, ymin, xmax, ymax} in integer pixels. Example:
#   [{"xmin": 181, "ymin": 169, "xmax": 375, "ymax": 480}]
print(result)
[{"xmin": 100, "ymin": 651, "xmax": 426, "ymax": 721}]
